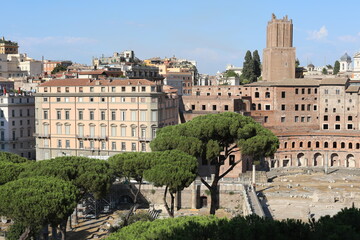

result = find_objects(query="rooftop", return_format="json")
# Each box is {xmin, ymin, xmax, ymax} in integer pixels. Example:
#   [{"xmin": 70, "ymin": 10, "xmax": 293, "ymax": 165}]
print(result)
[{"xmin": 39, "ymin": 78, "xmax": 157, "ymax": 87}]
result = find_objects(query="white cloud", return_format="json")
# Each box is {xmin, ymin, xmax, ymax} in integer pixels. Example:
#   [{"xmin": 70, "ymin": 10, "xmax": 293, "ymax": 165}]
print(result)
[{"xmin": 307, "ymin": 26, "xmax": 328, "ymax": 40}]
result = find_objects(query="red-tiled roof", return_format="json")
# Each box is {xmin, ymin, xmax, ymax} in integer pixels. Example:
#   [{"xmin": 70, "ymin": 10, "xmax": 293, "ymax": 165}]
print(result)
[{"xmin": 39, "ymin": 78, "xmax": 157, "ymax": 87}]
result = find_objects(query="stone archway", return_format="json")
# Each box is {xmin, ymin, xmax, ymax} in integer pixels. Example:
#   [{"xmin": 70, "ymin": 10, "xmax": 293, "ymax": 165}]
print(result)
[
  {"xmin": 314, "ymin": 153, "xmax": 322, "ymax": 167},
  {"xmin": 346, "ymin": 154, "xmax": 355, "ymax": 168},
  {"xmin": 330, "ymin": 153, "xmax": 339, "ymax": 167},
  {"xmin": 297, "ymin": 153, "xmax": 306, "ymax": 166}
]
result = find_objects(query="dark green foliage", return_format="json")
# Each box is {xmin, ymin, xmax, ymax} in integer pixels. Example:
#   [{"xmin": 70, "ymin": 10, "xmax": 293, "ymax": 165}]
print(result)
[
  {"xmin": 51, "ymin": 64, "xmax": 67, "ymax": 74},
  {"xmin": 322, "ymin": 68, "xmax": 328, "ymax": 75},
  {"xmin": 144, "ymin": 150, "xmax": 198, "ymax": 217},
  {"xmin": 107, "ymin": 208, "xmax": 360, "ymax": 240},
  {"xmin": 224, "ymin": 70, "xmax": 239, "ymax": 78},
  {"xmin": 0, "ymin": 162, "xmax": 26, "ymax": 185},
  {"xmin": 106, "ymin": 215, "xmax": 310, "ymax": 240},
  {"xmin": 334, "ymin": 60, "xmax": 340, "ymax": 75},
  {"xmin": 5, "ymin": 222, "xmax": 36, "ymax": 240},
  {"xmin": 151, "ymin": 112, "xmax": 278, "ymax": 214},
  {"xmin": 295, "ymin": 58, "xmax": 300, "ymax": 68},
  {"xmin": 241, "ymin": 50, "xmax": 257, "ymax": 83},
  {"xmin": 19, "ymin": 156, "xmax": 113, "ymax": 199},
  {"xmin": 253, "ymin": 50, "xmax": 261, "ymax": 78},
  {"xmin": 0, "ymin": 151, "xmax": 29, "ymax": 163},
  {"xmin": 0, "ymin": 177, "xmax": 78, "ymax": 236}
]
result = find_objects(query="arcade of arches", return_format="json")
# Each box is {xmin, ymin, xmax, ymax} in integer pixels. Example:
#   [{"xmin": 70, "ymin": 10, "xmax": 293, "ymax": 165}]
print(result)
[{"xmin": 269, "ymin": 136, "xmax": 359, "ymax": 168}]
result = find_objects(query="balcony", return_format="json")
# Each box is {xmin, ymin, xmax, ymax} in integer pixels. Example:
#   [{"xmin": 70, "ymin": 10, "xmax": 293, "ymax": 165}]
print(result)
[
  {"xmin": 34, "ymin": 133, "xmax": 50, "ymax": 138},
  {"xmin": 139, "ymin": 137, "xmax": 153, "ymax": 142}
]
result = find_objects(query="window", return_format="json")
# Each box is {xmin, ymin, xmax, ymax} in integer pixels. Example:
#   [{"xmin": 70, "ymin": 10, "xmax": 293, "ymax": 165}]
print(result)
[
  {"xmin": 314, "ymin": 105, "xmax": 317, "ymax": 111},
  {"xmin": 132, "ymin": 87, "xmax": 136, "ymax": 92},
  {"xmin": 12, "ymin": 110, "xmax": 15, "ymax": 117},
  {"xmin": 295, "ymin": 89, "xmax": 299, "ymax": 94},
  {"xmin": 307, "ymin": 104, "xmax": 311, "ymax": 111},
  {"xmin": 141, "ymin": 86, "xmax": 146, "ymax": 92},
  {"xmin": 90, "ymin": 140, "xmax": 94, "ymax": 149},
  {"xmin": 301, "ymin": 104, "xmax": 305, "ymax": 111},
  {"xmin": 324, "ymin": 115, "xmax": 328, "ymax": 121},
  {"xmin": 101, "ymin": 111, "xmax": 106, "ymax": 120},
  {"xmin": 121, "ymin": 126, "xmax": 126, "ymax": 137},
  {"xmin": 79, "ymin": 140, "xmax": 84, "ymax": 149},
  {"xmin": 65, "ymin": 111, "xmax": 69, "ymax": 120},
  {"xmin": 295, "ymin": 105, "xmax": 299, "ymax": 111},
  {"xmin": 265, "ymin": 105, "xmax": 270, "ymax": 110},
  {"xmin": 255, "ymin": 92, "xmax": 259, "ymax": 98},
  {"xmin": 224, "ymin": 105, "xmax": 229, "ymax": 111},
  {"xmin": 316, "ymin": 142, "xmax": 320, "ymax": 148},
  {"xmin": 341, "ymin": 142, "xmax": 345, "ymax": 148},
  {"xmin": 265, "ymin": 92, "xmax": 270, "ymax": 98},
  {"xmin": 325, "ymin": 108, "xmax": 328, "ymax": 112},
  {"xmin": 281, "ymin": 117, "xmax": 285, "ymax": 122},
  {"xmin": 89, "ymin": 111, "xmax": 94, "ymax": 120},
  {"xmin": 57, "ymin": 87, "xmax": 61, "ymax": 93},
  {"xmin": 101, "ymin": 141, "xmax": 106, "ymax": 150},
  {"xmin": 90, "ymin": 125, "xmax": 95, "ymax": 137},
  {"xmin": 308, "ymin": 88, "xmax": 311, "ymax": 94},
  {"xmin": 101, "ymin": 97, "xmax": 105, "ymax": 102},
  {"xmin": 78, "ymin": 110, "xmax": 83, "ymax": 120},
  {"xmin": 324, "ymin": 89, "xmax": 328, "ymax": 94},
  {"xmin": 141, "ymin": 128, "xmax": 146, "ymax": 138},
  {"xmin": 43, "ymin": 97, "xmax": 48, "ymax": 102},
  {"xmin": 90, "ymin": 87, "xmax": 94, "ymax": 92},
  {"xmin": 336, "ymin": 89, "xmax": 340, "ymax": 94},
  {"xmin": 112, "ymin": 142, "xmax": 116, "ymax": 150},
  {"xmin": 301, "ymin": 116, "xmax": 305, "ymax": 122},
  {"xmin": 281, "ymin": 91, "xmax": 286, "ymax": 98},
  {"xmin": 141, "ymin": 143, "xmax": 146, "ymax": 152},
  {"xmin": 131, "ymin": 126, "xmax": 136, "ymax": 137},
  {"xmin": 90, "ymin": 97, "xmax": 94, "ymax": 102},
  {"xmin": 335, "ymin": 124, "xmax": 341, "ymax": 130},
  {"xmin": 349, "ymin": 143, "xmax": 353, "ymax": 149},
  {"xmin": 324, "ymin": 142, "xmax": 328, "ymax": 148},
  {"xmin": 348, "ymin": 116, "xmax": 353, "ymax": 121},
  {"xmin": 57, "ymin": 124, "xmax": 62, "ymax": 134},
  {"xmin": 299, "ymin": 142, "xmax": 303, "ymax": 148},
  {"xmin": 65, "ymin": 125, "xmax": 70, "ymax": 135},
  {"xmin": 121, "ymin": 111, "xmax": 126, "ymax": 121},
  {"xmin": 121, "ymin": 142, "xmax": 126, "ymax": 151},
  {"xmin": 347, "ymin": 124, "xmax": 353, "ymax": 130},
  {"xmin": 101, "ymin": 87, "xmax": 105, "ymax": 92},
  {"xmin": 333, "ymin": 142, "xmax": 337, "ymax": 148},
  {"xmin": 151, "ymin": 111, "xmax": 157, "ymax": 121},
  {"xmin": 57, "ymin": 140, "xmax": 62, "ymax": 148},
  {"xmin": 323, "ymin": 124, "xmax": 328, "ymax": 129},
  {"xmin": 258, "ymin": 104, "xmax": 261, "ymax": 110},
  {"xmin": 111, "ymin": 111, "xmax": 116, "ymax": 120},
  {"xmin": 101, "ymin": 126, "xmax": 106, "ymax": 138},
  {"xmin": 121, "ymin": 97, "xmax": 126, "ymax": 102},
  {"xmin": 292, "ymin": 142, "xmax": 295, "ymax": 148},
  {"xmin": 140, "ymin": 111, "xmax": 146, "ymax": 121},
  {"xmin": 284, "ymin": 142, "xmax": 288, "ymax": 148},
  {"xmin": 213, "ymin": 105, "xmax": 217, "ymax": 111},
  {"xmin": 66, "ymin": 140, "xmax": 70, "ymax": 148},
  {"xmin": 79, "ymin": 87, "xmax": 83, "ymax": 92},
  {"xmin": 336, "ymin": 116, "xmax": 340, "ymax": 121},
  {"xmin": 333, "ymin": 108, "xmax": 336, "ymax": 113},
  {"xmin": 78, "ymin": 97, "xmax": 83, "ymax": 102},
  {"xmin": 202, "ymin": 105, "xmax": 206, "ymax": 110},
  {"xmin": 111, "ymin": 126, "xmax": 117, "ymax": 137},
  {"xmin": 152, "ymin": 127, "xmax": 157, "ymax": 138},
  {"xmin": 43, "ymin": 110, "xmax": 48, "ymax": 120},
  {"xmin": 308, "ymin": 141, "xmax": 311, "ymax": 148},
  {"xmin": 281, "ymin": 105, "xmax": 286, "ymax": 111},
  {"xmin": 78, "ymin": 125, "xmax": 84, "ymax": 137},
  {"xmin": 264, "ymin": 116, "xmax": 268, "ymax": 123},
  {"xmin": 131, "ymin": 143, "xmax": 136, "ymax": 151},
  {"xmin": 295, "ymin": 116, "xmax": 299, "ymax": 122}
]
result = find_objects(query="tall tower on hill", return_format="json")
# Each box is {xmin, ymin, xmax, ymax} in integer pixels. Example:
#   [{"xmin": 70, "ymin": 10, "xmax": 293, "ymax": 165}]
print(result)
[{"xmin": 262, "ymin": 14, "xmax": 296, "ymax": 82}]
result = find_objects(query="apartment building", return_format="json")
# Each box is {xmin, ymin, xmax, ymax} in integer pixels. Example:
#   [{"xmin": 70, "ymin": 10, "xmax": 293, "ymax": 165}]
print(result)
[
  {"xmin": 0, "ymin": 93, "xmax": 35, "ymax": 159},
  {"xmin": 35, "ymin": 78, "xmax": 178, "ymax": 160}
]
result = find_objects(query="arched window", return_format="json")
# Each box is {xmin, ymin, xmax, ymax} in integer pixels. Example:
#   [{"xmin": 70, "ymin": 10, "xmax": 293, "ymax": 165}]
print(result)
[
  {"xmin": 324, "ymin": 142, "xmax": 328, "ymax": 148},
  {"xmin": 299, "ymin": 142, "xmax": 303, "ymax": 148},
  {"xmin": 316, "ymin": 141, "xmax": 320, "ymax": 148},
  {"xmin": 333, "ymin": 142, "xmax": 337, "ymax": 148},
  {"xmin": 292, "ymin": 142, "xmax": 295, "ymax": 148},
  {"xmin": 336, "ymin": 116, "xmax": 340, "ymax": 121},
  {"xmin": 284, "ymin": 142, "xmax": 288, "ymax": 149},
  {"xmin": 307, "ymin": 141, "xmax": 311, "ymax": 148},
  {"xmin": 349, "ymin": 143, "xmax": 353, "ymax": 149},
  {"xmin": 258, "ymin": 104, "xmax": 261, "ymax": 110},
  {"xmin": 341, "ymin": 142, "xmax": 345, "ymax": 148},
  {"xmin": 357, "ymin": 143, "xmax": 360, "ymax": 149}
]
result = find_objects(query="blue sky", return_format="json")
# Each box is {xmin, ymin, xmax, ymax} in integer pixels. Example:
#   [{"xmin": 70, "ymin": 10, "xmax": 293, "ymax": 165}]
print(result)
[{"xmin": 3, "ymin": 0, "xmax": 360, "ymax": 74}]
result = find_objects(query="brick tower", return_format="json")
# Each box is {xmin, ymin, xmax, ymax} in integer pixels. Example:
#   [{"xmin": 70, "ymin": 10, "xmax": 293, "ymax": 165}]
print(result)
[{"xmin": 262, "ymin": 14, "xmax": 295, "ymax": 82}]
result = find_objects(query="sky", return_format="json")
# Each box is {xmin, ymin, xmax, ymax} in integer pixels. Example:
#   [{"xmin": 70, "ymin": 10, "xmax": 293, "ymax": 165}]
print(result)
[{"xmin": 3, "ymin": 0, "xmax": 360, "ymax": 75}]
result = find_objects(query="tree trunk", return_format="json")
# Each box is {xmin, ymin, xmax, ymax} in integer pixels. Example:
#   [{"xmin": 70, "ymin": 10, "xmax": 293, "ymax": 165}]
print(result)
[
  {"xmin": 59, "ymin": 220, "xmax": 67, "ymax": 240},
  {"xmin": 52, "ymin": 225, "xmax": 58, "ymax": 240},
  {"xmin": 19, "ymin": 226, "xmax": 31, "ymax": 240},
  {"xmin": 163, "ymin": 186, "xmax": 173, "ymax": 217},
  {"xmin": 42, "ymin": 225, "xmax": 49, "ymax": 240},
  {"xmin": 169, "ymin": 191, "xmax": 175, "ymax": 217},
  {"xmin": 209, "ymin": 184, "xmax": 218, "ymax": 215},
  {"xmin": 134, "ymin": 179, "xmax": 142, "ymax": 204}
]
